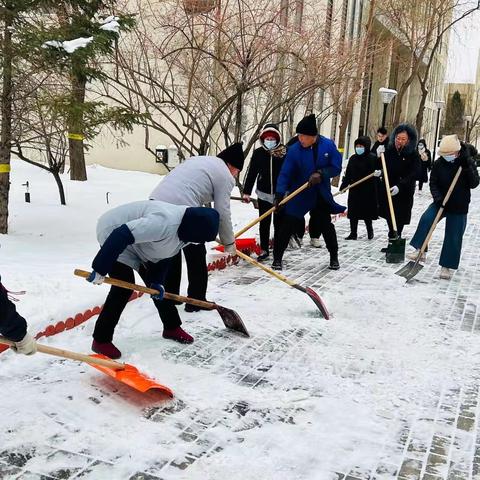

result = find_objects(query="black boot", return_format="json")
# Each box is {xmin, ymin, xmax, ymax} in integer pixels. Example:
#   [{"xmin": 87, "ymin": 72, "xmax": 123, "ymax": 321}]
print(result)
[
  {"xmin": 328, "ymin": 253, "xmax": 340, "ymax": 270},
  {"xmin": 272, "ymin": 259, "xmax": 283, "ymax": 271},
  {"xmin": 257, "ymin": 250, "xmax": 269, "ymax": 261},
  {"xmin": 345, "ymin": 233, "xmax": 357, "ymax": 240},
  {"xmin": 367, "ymin": 229, "xmax": 374, "ymax": 240}
]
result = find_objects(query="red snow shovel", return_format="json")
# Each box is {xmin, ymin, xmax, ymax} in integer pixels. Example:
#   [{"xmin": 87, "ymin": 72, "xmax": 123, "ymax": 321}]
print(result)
[
  {"xmin": 0, "ymin": 336, "xmax": 173, "ymax": 396},
  {"xmin": 74, "ymin": 269, "xmax": 249, "ymax": 337},
  {"xmin": 396, "ymin": 166, "xmax": 463, "ymax": 282}
]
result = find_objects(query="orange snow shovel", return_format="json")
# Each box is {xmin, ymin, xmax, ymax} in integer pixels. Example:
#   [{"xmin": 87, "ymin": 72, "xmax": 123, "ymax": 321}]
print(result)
[
  {"xmin": 0, "ymin": 336, "xmax": 173, "ymax": 397},
  {"xmin": 74, "ymin": 269, "xmax": 249, "ymax": 337}
]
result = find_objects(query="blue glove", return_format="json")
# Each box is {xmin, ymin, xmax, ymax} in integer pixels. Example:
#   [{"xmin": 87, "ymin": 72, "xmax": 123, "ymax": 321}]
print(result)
[
  {"xmin": 86, "ymin": 271, "xmax": 105, "ymax": 285},
  {"xmin": 150, "ymin": 283, "xmax": 165, "ymax": 301}
]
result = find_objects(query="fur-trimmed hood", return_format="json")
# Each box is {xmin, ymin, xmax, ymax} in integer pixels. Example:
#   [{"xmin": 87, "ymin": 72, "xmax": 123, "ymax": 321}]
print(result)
[{"xmin": 388, "ymin": 123, "xmax": 418, "ymax": 155}]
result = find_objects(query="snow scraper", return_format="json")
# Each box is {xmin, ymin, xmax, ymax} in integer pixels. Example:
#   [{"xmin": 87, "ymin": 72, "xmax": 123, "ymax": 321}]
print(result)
[
  {"xmin": 380, "ymin": 153, "xmax": 405, "ymax": 263},
  {"xmin": 0, "ymin": 336, "xmax": 174, "ymax": 396},
  {"xmin": 234, "ymin": 250, "xmax": 330, "ymax": 319},
  {"xmin": 74, "ymin": 269, "xmax": 249, "ymax": 337},
  {"xmin": 396, "ymin": 166, "xmax": 463, "ymax": 282}
]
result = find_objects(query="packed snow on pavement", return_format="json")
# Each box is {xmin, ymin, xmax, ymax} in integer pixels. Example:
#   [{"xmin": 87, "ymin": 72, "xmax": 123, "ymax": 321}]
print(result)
[{"xmin": 1, "ymin": 159, "xmax": 480, "ymax": 479}]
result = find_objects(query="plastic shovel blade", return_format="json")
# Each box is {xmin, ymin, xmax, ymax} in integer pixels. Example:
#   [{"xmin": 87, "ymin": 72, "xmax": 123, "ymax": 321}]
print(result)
[
  {"xmin": 89, "ymin": 354, "xmax": 174, "ymax": 396},
  {"xmin": 386, "ymin": 238, "xmax": 406, "ymax": 264},
  {"xmin": 216, "ymin": 306, "xmax": 250, "ymax": 337},
  {"xmin": 292, "ymin": 285, "xmax": 329, "ymax": 320},
  {"xmin": 213, "ymin": 238, "xmax": 257, "ymax": 252},
  {"xmin": 395, "ymin": 261, "xmax": 424, "ymax": 281}
]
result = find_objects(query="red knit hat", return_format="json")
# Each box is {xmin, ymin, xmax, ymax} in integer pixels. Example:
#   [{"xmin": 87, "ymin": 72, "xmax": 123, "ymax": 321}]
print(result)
[{"xmin": 259, "ymin": 123, "xmax": 281, "ymax": 142}]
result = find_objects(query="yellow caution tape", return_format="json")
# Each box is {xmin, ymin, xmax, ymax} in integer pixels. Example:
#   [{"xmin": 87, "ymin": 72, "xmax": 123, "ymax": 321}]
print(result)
[
  {"xmin": 68, "ymin": 133, "xmax": 84, "ymax": 141},
  {"xmin": 0, "ymin": 164, "xmax": 11, "ymax": 173}
]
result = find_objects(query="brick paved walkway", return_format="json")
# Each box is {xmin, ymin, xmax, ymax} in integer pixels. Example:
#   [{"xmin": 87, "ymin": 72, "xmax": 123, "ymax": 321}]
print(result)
[{"xmin": 1, "ymin": 188, "xmax": 480, "ymax": 480}]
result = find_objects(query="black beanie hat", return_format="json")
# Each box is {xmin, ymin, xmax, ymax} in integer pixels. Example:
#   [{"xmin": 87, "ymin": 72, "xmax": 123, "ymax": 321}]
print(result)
[
  {"xmin": 217, "ymin": 142, "xmax": 245, "ymax": 171},
  {"xmin": 296, "ymin": 114, "xmax": 318, "ymax": 136},
  {"xmin": 178, "ymin": 207, "xmax": 220, "ymax": 243}
]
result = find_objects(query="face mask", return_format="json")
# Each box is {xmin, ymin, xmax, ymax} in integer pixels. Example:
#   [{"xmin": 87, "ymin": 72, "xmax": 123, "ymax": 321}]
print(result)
[
  {"xmin": 355, "ymin": 147, "xmax": 365, "ymax": 156},
  {"xmin": 264, "ymin": 140, "xmax": 277, "ymax": 150},
  {"xmin": 443, "ymin": 154, "xmax": 456, "ymax": 163},
  {"xmin": 418, "ymin": 145, "xmax": 425, "ymax": 152}
]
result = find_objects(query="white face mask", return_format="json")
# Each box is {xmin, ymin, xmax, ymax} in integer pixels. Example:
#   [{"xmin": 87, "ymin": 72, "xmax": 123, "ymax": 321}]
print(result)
[
  {"xmin": 418, "ymin": 145, "xmax": 425, "ymax": 152},
  {"xmin": 264, "ymin": 140, "xmax": 277, "ymax": 150}
]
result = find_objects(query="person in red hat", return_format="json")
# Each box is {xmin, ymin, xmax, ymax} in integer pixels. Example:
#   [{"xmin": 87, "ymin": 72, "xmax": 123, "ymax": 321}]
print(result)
[{"xmin": 242, "ymin": 123, "xmax": 287, "ymax": 261}]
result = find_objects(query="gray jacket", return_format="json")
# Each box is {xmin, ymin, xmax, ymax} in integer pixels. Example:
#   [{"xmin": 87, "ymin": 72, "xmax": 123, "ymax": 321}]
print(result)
[
  {"xmin": 96, "ymin": 200, "xmax": 188, "ymax": 271},
  {"xmin": 149, "ymin": 156, "xmax": 235, "ymax": 246}
]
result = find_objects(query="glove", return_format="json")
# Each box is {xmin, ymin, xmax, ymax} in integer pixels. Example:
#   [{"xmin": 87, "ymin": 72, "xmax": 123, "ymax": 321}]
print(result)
[
  {"xmin": 376, "ymin": 145, "xmax": 385, "ymax": 156},
  {"xmin": 86, "ymin": 271, "xmax": 105, "ymax": 285},
  {"xmin": 224, "ymin": 243, "xmax": 237, "ymax": 255},
  {"xmin": 242, "ymin": 194, "xmax": 251, "ymax": 203},
  {"xmin": 150, "ymin": 283, "xmax": 165, "ymax": 301},
  {"xmin": 308, "ymin": 171, "xmax": 322, "ymax": 187},
  {"xmin": 390, "ymin": 185, "xmax": 399, "ymax": 196},
  {"xmin": 12, "ymin": 333, "xmax": 37, "ymax": 355},
  {"xmin": 273, "ymin": 193, "xmax": 284, "ymax": 212},
  {"xmin": 373, "ymin": 170, "xmax": 382, "ymax": 177}
]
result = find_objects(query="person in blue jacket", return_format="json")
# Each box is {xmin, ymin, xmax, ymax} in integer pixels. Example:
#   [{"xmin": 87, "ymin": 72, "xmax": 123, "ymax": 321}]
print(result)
[
  {"xmin": 0, "ymin": 275, "xmax": 37, "ymax": 355},
  {"xmin": 272, "ymin": 114, "xmax": 346, "ymax": 270}
]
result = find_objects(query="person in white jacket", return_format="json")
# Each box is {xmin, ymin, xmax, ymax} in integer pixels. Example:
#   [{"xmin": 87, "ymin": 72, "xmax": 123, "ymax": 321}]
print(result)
[
  {"xmin": 86, "ymin": 201, "xmax": 220, "ymax": 358},
  {"xmin": 149, "ymin": 142, "xmax": 244, "ymax": 325}
]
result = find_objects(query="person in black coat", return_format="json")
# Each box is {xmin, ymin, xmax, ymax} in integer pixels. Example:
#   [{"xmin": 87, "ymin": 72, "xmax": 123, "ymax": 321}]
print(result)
[
  {"xmin": 377, "ymin": 123, "xmax": 420, "ymax": 249},
  {"xmin": 243, "ymin": 123, "xmax": 286, "ymax": 261},
  {"xmin": 417, "ymin": 139, "xmax": 432, "ymax": 191},
  {"xmin": 340, "ymin": 136, "xmax": 381, "ymax": 240},
  {"xmin": 408, "ymin": 134, "xmax": 479, "ymax": 279},
  {"xmin": 371, "ymin": 127, "xmax": 389, "ymax": 158},
  {"xmin": 0, "ymin": 275, "xmax": 37, "ymax": 354}
]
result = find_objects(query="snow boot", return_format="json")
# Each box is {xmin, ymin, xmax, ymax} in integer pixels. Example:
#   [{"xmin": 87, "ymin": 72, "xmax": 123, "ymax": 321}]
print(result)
[
  {"xmin": 310, "ymin": 237, "xmax": 321, "ymax": 248},
  {"xmin": 185, "ymin": 302, "xmax": 210, "ymax": 313},
  {"xmin": 344, "ymin": 233, "xmax": 357, "ymax": 240},
  {"xmin": 272, "ymin": 259, "xmax": 283, "ymax": 271},
  {"xmin": 440, "ymin": 267, "xmax": 452, "ymax": 280},
  {"xmin": 328, "ymin": 253, "xmax": 340, "ymax": 270},
  {"xmin": 257, "ymin": 250, "xmax": 269, "ymax": 261},
  {"xmin": 163, "ymin": 326, "xmax": 194, "ymax": 344},
  {"xmin": 92, "ymin": 340, "xmax": 122, "ymax": 359},
  {"xmin": 406, "ymin": 250, "xmax": 426, "ymax": 262}
]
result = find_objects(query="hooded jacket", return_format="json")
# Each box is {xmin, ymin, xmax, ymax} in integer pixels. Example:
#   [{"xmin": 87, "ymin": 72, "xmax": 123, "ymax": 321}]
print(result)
[
  {"xmin": 340, "ymin": 136, "xmax": 378, "ymax": 220},
  {"xmin": 276, "ymin": 135, "xmax": 345, "ymax": 218},
  {"xmin": 243, "ymin": 125, "xmax": 287, "ymax": 203},
  {"xmin": 377, "ymin": 123, "xmax": 420, "ymax": 225},
  {"xmin": 430, "ymin": 145, "xmax": 479, "ymax": 214},
  {"xmin": 417, "ymin": 139, "xmax": 432, "ymax": 182}
]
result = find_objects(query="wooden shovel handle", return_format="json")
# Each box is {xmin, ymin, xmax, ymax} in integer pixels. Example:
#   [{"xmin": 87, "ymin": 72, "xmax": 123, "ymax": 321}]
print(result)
[
  {"xmin": 333, "ymin": 172, "xmax": 375, "ymax": 197},
  {"xmin": 380, "ymin": 152, "xmax": 398, "ymax": 233},
  {"xmin": 0, "ymin": 336, "xmax": 125, "ymax": 370},
  {"xmin": 74, "ymin": 269, "xmax": 216, "ymax": 311},
  {"xmin": 418, "ymin": 166, "xmax": 463, "ymax": 256},
  {"xmin": 234, "ymin": 182, "xmax": 309, "ymax": 239},
  {"xmin": 235, "ymin": 250, "xmax": 295, "ymax": 287}
]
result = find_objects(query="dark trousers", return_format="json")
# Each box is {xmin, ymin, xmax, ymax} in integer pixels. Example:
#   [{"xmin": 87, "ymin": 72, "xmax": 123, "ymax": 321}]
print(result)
[
  {"xmin": 350, "ymin": 219, "xmax": 373, "ymax": 235},
  {"xmin": 386, "ymin": 217, "xmax": 404, "ymax": 238},
  {"xmin": 257, "ymin": 198, "xmax": 280, "ymax": 253},
  {"xmin": 93, "ymin": 259, "xmax": 177, "ymax": 343},
  {"xmin": 274, "ymin": 196, "xmax": 338, "ymax": 262},
  {"xmin": 307, "ymin": 197, "xmax": 338, "ymax": 253},
  {"xmin": 410, "ymin": 203, "xmax": 467, "ymax": 269}
]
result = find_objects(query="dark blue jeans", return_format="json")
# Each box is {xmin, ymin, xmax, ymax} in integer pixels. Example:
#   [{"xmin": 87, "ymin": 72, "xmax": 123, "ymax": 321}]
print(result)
[{"xmin": 410, "ymin": 203, "xmax": 467, "ymax": 269}]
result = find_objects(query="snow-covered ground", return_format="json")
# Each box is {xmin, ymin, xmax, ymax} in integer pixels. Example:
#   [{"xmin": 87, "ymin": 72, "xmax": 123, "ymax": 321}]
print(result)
[{"xmin": 1, "ymin": 160, "xmax": 480, "ymax": 480}]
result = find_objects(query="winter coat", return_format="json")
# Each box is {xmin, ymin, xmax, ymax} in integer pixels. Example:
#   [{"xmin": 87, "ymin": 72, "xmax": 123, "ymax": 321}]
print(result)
[
  {"xmin": 243, "ymin": 144, "xmax": 286, "ymax": 204},
  {"xmin": 93, "ymin": 201, "xmax": 188, "ymax": 276},
  {"xmin": 417, "ymin": 143, "xmax": 432, "ymax": 183},
  {"xmin": 276, "ymin": 135, "xmax": 345, "ymax": 219},
  {"xmin": 340, "ymin": 138, "xmax": 378, "ymax": 220},
  {"xmin": 377, "ymin": 124, "xmax": 420, "ymax": 226},
  {"xmin": 0, "ymin": 277, "xmax": 27, "ymax": 342},
  {"xmin": 430, "ymin": 146, "xmax": 479, "ymax": 214},
  {"xmin": 150, "ymin": 156, "xmax": 235, "ymax": 247}
]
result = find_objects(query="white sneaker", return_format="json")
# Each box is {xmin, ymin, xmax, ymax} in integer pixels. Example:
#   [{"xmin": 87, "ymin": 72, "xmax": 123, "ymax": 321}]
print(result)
[
  {"xmin": 406, "ymin": 250, "xmax": 426, "ymax": 262},
  {"xmin": 310, "ymin": 238, "xmax": 321, "ymax": 248},
  {"xmin": 440, "ymin": 267, "xmax": 452, "ymax": 280}
]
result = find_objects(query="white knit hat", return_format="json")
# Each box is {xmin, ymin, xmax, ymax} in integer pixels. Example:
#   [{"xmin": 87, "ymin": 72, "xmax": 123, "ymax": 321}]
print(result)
[{"xmin": 438, "ymin": 134, "xmax": 461, "ymax": 155}]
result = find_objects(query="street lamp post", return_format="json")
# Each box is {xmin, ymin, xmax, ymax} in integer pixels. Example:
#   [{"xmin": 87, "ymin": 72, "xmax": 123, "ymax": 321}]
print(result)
[
  {"xmin": 432, "ymin": 100, "xmax": 445, "ymax": 160},
  {"xmin": 464, "ymin": 115, "xmax": 472, "ymax": 143},
  {"xmin": 379, "ymin": 87, "xmax": 398, "ymax": 128}
]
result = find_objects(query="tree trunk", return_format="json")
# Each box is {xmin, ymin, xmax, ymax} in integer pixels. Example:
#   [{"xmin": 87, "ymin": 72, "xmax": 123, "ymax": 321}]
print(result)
[
  {"xmin": 52, "ymin": 169, "xmax": 66, "ymax": 206},
  {"xmin": 331, "ymin": 116, "xmax": 349, "ymax": 187},
  {"xmin": 415, "ymin": 80, "xmax": 428, "ymax": 135},
  {"xmin": 234, "ymin": 90, "xmax": 244, "ymax": 142},
  {"xmin": 68, "ymin": 68, "xmax": 87, "ymax": 181},
  {"xmin": 0, "ymin": 5, "xmax": 14, "ymax": 233}
]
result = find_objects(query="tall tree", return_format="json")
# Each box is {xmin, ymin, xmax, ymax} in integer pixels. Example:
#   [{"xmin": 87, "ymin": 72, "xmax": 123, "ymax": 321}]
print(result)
[{"xmin": 443, "ymin": 90, "xmax": 465, "ymax": 138}]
